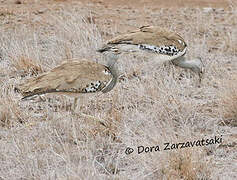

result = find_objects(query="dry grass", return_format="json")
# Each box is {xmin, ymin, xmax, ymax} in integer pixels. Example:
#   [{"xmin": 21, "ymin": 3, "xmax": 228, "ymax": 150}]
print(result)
[
  {"xmin": 11, "ymin": 55, "xmax": 43, "ymax": 76},
  {"xmin": 219, "ymin": 75, "xmax": 237, "ymax": 126},
  {"xmin": 0, "ymin": 2, "xmax": 236, "ymax": 179},
  {"xmin": 162, "ymin": 149, "xmax": 211, "ymax": 180}
]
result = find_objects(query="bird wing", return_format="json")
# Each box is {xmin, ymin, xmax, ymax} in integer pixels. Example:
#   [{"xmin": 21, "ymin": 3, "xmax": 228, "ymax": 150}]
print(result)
[
  {"xmin": 18, "ymin": 60, "xmax": 114, "ymax": 98},
  {"xmin": 105, "ymin": 26, "xmax": 187, "ymax": 51}
]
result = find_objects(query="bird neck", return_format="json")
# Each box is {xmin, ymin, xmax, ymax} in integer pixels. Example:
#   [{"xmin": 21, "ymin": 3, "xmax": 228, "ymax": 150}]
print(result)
[
  {"xmin": 102, "ymin": 65, "xmax": 118, "ymax": 93},
  {"xmin": 101, "ymin": 52, "xmax": 119, "ymax": 93},
  {"xmin": 106, "ymin": 52, "xmax": 119, "ymax": 66},
  {"xmin": 106, "ymin": 52, "xmax": 119, "ymax": 77},
  {"xmin": 172, "ymin": 56, "xmax": 196, "ymax": 69}
]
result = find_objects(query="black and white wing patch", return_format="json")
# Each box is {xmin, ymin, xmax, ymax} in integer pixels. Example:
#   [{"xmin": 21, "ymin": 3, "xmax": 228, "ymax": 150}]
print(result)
[{"xmin": 138, "ymin": 44, "xmax": 183, "ymax": 56}]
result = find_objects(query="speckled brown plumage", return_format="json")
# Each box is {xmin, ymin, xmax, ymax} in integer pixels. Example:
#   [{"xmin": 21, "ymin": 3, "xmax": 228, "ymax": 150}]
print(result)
[
  {"xmin": 97, "ymin": 25, "xmax": 204, "ymax": 83},
  {"xmin": 98, "ymin": 26, "xmax": 187, "ymax": 53},
  {"xmin": 17, "ymin": 60, "xmax": 115, "ymax": 99}
]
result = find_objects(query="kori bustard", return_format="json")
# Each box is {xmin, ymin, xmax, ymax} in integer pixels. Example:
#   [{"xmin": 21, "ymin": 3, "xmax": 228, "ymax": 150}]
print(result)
[
  {"xmin": 97, "ymin": 25, "xmax": 204, "ymax": 82},
  {"xmin": 16, "ymin": 55, "xmax": 119, "ymax": 111}
]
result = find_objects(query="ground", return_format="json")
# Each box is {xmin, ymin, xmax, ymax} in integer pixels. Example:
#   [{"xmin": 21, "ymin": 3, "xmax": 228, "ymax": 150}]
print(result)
[{"xmin": 0, "ymin": 0, "xmax": 236, "ymax": 179}]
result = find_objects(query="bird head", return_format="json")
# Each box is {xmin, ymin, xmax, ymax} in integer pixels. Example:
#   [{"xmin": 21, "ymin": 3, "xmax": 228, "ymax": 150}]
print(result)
[{"xmin": 101, "ymin": 47, "xmax": 121, "ymax": 70}]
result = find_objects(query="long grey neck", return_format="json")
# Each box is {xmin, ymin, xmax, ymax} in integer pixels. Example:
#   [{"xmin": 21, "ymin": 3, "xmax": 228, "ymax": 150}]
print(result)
[
  {"xmin": 172, "ymin": 56, "xmax": 203, "ymax": 75},
  {"xmin": 101, "ymin": 52, "xmax": 119, "ymax": 93},
  {"xmin": 172, "ymin": 56, "xmax": 194, "ymax": 69}
]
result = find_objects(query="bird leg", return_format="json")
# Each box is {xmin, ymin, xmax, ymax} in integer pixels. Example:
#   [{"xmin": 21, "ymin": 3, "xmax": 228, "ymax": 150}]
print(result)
[
  {"xmin": 73, "ymin": 97, "xmax": 79, "ymax": 111},
  {"xmin": 71, "ymin": 96, "xmax": 107, "ymax": 127}
]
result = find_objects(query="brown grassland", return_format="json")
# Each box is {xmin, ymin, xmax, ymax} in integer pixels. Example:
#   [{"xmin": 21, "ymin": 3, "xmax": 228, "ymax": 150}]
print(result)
[{"xmin": 0, "ymin": 0, "xmax": 236, "ymax": 179}]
